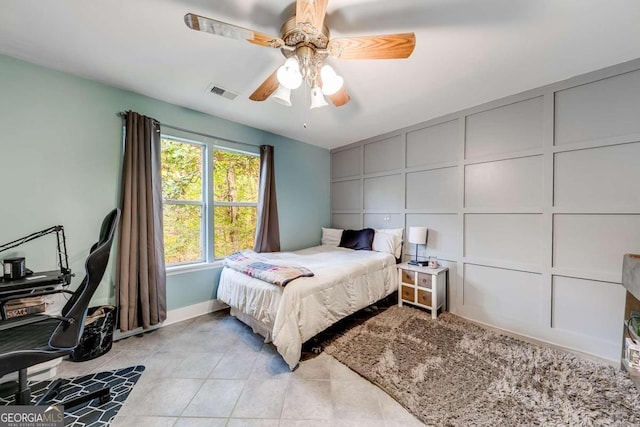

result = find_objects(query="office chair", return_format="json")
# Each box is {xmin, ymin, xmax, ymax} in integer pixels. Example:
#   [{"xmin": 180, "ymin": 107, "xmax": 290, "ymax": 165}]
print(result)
[{"xmin": 0, "ymin": 208, "xmax": 120, "ymax": 407}]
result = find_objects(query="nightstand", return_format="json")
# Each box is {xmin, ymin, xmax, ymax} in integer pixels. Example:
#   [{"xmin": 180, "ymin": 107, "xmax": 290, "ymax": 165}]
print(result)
[{"xmin": 396, "ymin": 263, "xmax": 448, "ymax": 319}]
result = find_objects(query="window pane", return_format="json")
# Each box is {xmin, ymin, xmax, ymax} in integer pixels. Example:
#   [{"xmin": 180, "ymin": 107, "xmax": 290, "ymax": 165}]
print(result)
[
  {"xmin": 213, "ymin": 150, "xmax": 259, "ymax": 203},
  {"xmin": 163, "ymin": 204, "xmax": 203, "ymax": 264},
  {"xmin": 214, "ymin": 206, "xmax": 257, "ymax": 258},
  {"xmin": 161, "ymin": 138, "xmax": 203, "ymax": 201}
]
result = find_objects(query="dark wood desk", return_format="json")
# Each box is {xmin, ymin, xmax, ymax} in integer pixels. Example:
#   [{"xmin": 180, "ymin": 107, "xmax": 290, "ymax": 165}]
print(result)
[{"xmin": 0, "ymin": 270, "xmax": 71, "ymax": 320}]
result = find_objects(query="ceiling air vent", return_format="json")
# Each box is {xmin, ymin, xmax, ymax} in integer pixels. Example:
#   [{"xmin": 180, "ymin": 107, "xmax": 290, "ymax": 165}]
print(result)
[{"xmin": 206, "ymin": 83, "xmax": 238, "ymax": 100}]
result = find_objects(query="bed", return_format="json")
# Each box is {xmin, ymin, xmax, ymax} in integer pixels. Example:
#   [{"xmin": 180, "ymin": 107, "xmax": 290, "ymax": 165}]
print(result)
[{"xmin": 217, "ymin": 241, "xmax": 399, "ymax": 369}]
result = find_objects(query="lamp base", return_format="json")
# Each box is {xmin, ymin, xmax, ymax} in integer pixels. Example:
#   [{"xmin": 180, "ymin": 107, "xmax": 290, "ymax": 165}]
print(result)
[{"xmin": 408, "ymin": 260, "xmax": 429, "ymax": 267}]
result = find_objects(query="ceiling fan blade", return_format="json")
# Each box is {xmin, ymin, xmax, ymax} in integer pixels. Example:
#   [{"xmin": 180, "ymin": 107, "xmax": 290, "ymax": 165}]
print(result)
[
  {"xmin": 249, "ymin": 70, "xmax": 280, "ymax": 102},
  {"xmin": 328, "ymin": 87, "xmax": 350, "ymax": 107},
  {"xmin": 296, "ymin": 0, "xmax": 329, "ymax": 30},
  {"xmin": 328, "ymin": 33, "xmax": 416, "ymax": 60},
  {"xmin": 184, "ymin": 13, "xmax": 284, "ymax": 49}
]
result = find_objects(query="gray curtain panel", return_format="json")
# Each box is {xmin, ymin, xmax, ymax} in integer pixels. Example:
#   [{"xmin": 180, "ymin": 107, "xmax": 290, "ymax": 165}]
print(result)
[
  {"xmin": 254, "ymin": 145, "xmax": 281, "ymax": 252},
  {"xmin": 117, "ymin": 111, "xmax": 167, "ymax": 331}
]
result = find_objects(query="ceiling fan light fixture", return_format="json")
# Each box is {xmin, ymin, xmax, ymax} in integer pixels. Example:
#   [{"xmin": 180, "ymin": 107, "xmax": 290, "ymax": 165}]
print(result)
[
  {"xmin": 310, "ymin": 86, "xmax": 329, "ymax": 109},
  {"xmin": 320, "ymin": 64, "xmax": 344, "ymax": 96},
  {"xmin": 277, "ymin": 57, "xmax": 303, "ymax": 90},
  {"xmin": 271, "ymin": 85, "xmax": 292, "ymax": 106}
]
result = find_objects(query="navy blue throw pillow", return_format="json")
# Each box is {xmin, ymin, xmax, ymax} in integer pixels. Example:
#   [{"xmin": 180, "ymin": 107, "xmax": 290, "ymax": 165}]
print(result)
[{"xmin": 339, "ymin": 228, "xmax": 375, "ymax": 251}]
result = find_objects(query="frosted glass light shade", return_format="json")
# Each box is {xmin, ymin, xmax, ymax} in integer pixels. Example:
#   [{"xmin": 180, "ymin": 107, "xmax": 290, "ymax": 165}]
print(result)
[
  {"xmin": 271, "ymin": 85, "xmax": 291, "ymax": 106},
  {"xmin": 277, "ymin": 57, "xmax": 302, "ymax": 90},
  {"xmin": 320, "ymin": 64, "xmax": 344, "ymax": 95},
  {"xmin": 408, "ymin": 227, "xmax": 428, "ymax": 244},
  {"xmin": 310, "ymin": 86, "xmax": 329, "ymax": 109}
]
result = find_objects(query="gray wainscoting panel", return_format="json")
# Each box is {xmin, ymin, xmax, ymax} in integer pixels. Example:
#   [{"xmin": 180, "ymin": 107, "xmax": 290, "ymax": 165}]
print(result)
[
  {"xmin": 332, "ymin": 214, "xmax": 362, "ymax": 230},
  {"xmin": 465, "ymin": 214, "xmax": 543, "ymax": 266},
  {"xmin": 406, "ymin": 120, "xmax": 459, "ymax": 168},
  {"xmin": 364, "ymin": 135, "xmax": 403, "ymax": 174},
  {"xmin": 553, "ymin": 214, "xmax": 640, "ymax": 278},
  {"xmin": 364, "ymin": 214, "xmax": 403, "ymax": 229},
  {"xmin": 330, "ymin": 59, "xmax": 640, "ymax": 362},
  {"xmin": 363, "ymin": 174, "xmax": 403, "ymax": 210},
  {"xmin": 331, "ymin": 179, "xmax": 361, "ymax": 210},
  {"xmin": 465, "ymin": 97, "xmax": 543, "ymax": 159},
  {"xmin": 555, "ymin": 69, "xmax": 640, "ymax": 145},
  {"xmin": 554, "ymin": 142, "xmax": 640, "ymax": 208},
  {"xmin": 463, "ymin": 264, "xmax": 543, "ymax": 325},
  {"xmin": 331, "ymin": 146, "xmax": 361, "ymax": 179},
  {"xmin": 406, "ymin": 213, "xmax": 460, "ymax": 259},
  {"xmin": 465, "ymin": 156, "xmax": 543, "ymax": 209},
  {"xmin": 406, "ymin": 167, "xmax": 458, "ymax": 210},
  {"xmin": 552, "ymin": 276, "xmax": 625, "ymax": 345}
]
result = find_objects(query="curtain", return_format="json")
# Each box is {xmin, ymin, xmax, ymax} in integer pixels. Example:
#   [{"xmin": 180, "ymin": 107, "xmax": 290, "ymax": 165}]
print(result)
[
  {"xmin": 117, "ymin": 111, "xmax": 167, "ymax": 331},
  {"xmin": 254, "ymin": 145, "xmax": 280, "ymax": 252}
]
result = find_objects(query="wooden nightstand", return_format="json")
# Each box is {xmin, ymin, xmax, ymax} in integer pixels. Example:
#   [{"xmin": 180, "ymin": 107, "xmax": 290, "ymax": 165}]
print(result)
[{"xmin": 396, "ymin": 263, "xmax": 448, "ymax": 319}]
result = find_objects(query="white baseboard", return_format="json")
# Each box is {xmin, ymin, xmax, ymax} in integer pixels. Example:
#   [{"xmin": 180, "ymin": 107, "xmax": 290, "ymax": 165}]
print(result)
[
  {"xmin": 164, "ymin": 299, "xmax": 228, "ymax": 326},
  {"xmin": 114, "ymin": 299, "xmax": 228, "ymax": 341}
]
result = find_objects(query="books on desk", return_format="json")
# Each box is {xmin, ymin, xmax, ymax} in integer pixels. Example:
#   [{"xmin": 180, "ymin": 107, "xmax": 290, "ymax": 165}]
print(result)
[{"xmin": 4, "ymin": 296, "xmax": 47, "ymax": 319}]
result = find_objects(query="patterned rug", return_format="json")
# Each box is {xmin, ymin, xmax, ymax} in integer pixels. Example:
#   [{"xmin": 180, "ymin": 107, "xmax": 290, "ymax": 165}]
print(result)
[
  {"xmin": 0, "ymin": 365, "xmax": 144, "ymax": 426},
  {"xmin": 324, "ymin": 306, "xmax": 640, "ymax": 426}
]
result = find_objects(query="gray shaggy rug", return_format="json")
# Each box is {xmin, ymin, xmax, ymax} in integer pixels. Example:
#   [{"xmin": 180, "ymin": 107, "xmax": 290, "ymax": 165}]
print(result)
[{"xmin": 323, "ymin": 305, "xmax": 640, "ymax": 426}]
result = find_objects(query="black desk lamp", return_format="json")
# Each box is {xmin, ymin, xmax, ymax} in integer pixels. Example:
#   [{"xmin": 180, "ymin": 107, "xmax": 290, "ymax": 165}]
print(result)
[{"xmin": 408, "ymin": 227, "xmax": 428, "ymax": 266}]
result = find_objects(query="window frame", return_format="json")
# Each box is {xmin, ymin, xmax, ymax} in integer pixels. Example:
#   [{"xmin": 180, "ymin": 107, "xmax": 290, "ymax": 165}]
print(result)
[{"xmin": 161, "ymin": 132, "xmax": 259, "ymax": 271}]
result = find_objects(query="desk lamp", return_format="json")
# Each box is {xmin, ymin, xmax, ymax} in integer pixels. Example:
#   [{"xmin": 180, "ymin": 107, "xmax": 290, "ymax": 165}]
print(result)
[{"xmin": 408, "ymin": 227, "xmax": 428, "ymax": 266}]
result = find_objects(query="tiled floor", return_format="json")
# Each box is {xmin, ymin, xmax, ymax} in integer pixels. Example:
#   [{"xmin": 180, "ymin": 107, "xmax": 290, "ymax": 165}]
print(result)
[{"xmin": 55, "ymin": 310, "xmax": 423, "ymax": 426}]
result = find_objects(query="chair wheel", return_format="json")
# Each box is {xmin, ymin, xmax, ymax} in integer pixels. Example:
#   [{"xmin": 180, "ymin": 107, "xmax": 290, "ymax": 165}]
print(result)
[{"xmin": 99, "ymin": 394, "xmax": 110, "ymax": 404}]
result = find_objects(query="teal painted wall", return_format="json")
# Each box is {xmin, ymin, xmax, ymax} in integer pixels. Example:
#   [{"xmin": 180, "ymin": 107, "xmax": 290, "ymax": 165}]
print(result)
[{"xmin": 0, "ymin": 54, "xmax": 330, "ymax": 310}]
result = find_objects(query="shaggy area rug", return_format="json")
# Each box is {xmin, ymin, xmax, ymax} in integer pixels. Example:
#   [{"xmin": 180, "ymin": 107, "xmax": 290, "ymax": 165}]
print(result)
[{"xmin": 324, "ymin": 306, "xmax": 640, "ymax": 426}]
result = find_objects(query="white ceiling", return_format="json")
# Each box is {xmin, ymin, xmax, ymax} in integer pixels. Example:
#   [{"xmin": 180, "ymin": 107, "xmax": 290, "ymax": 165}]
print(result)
[{"xmin": 1, "ymin": 1, "xmax": 640, "ymax": 150}]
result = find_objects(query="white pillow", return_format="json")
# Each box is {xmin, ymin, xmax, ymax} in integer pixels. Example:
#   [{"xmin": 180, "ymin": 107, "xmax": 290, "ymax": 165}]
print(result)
[
  {"xmin": 321, "ymin": 227, "xmax": 343, "ymax": 246},
  {"xmin": 373, "ymin": 228, "xmax": 404, "ymax": 258}
]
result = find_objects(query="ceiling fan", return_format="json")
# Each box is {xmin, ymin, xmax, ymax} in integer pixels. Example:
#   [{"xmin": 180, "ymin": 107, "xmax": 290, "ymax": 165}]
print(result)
[{"xmin": 184, "ymin": 0, "xmax": 416, "ymax": 109}]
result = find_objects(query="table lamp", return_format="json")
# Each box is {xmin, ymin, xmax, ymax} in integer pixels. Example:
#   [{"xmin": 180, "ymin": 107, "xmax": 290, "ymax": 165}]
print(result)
[{"xmin": 408, "ymin": 227, "xmax": 428, "ymax": 266}]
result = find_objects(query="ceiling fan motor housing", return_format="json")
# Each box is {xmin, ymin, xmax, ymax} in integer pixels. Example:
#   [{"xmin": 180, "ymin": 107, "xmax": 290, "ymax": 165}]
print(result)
[{"xmin": 280, "ymin": 16, "xmax": 330, "ymax": 84}]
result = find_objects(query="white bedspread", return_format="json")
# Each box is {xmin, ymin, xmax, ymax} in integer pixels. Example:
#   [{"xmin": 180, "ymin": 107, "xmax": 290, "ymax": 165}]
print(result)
[{"xmin": 216, "ymin": 245, "xmax": 398, "ymax": 369}]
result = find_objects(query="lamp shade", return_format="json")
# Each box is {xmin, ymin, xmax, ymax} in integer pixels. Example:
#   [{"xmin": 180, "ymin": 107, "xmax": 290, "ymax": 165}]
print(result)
[
  {"xmin": 271, "ymin": 85, "xmax": 291, "ymax": 106},
  {"xmin": 408, "ymin": 227, "xmax": 428, "ymax": 244},
  {"xmin": 320, "ymin": 64, "xmax": 344, "ymax": 95},
  {"xmin": 310, "ymin": 86, "xmax": 329, "ymax": 109},
  {"xmin": 277, "ymin": 57, "xmax": 302, "ymax": 90}
]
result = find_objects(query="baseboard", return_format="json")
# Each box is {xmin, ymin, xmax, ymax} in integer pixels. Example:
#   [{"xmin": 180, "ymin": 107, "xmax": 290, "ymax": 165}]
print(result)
[
  {"xmin": 164, "ymin": 299, "xmax": 228, "ymax": 326},
  {"xmin": 114, "ymin": 299, "xmax": 228, "ymax": 341}
]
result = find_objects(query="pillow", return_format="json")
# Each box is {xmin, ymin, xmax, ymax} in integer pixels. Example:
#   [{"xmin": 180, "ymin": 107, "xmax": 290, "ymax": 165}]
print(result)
[
  {"xmin": 372, "ymin": 232, "xmax": 397, "ymax": 256},
  {"xmin": 373, "ymin": 228, "xmax": 404, "ymax": 258},
  {"xmin": 321, "ymin": 227, "xmax": 343, "ymax": 246},
  {"xmin": 339, "ymin": 228, "xmax": 375, "ymax": 251}
]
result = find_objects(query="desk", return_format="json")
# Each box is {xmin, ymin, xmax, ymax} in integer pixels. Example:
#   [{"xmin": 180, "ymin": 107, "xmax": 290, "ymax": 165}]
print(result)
[{"xmin": 0, "ymin": 270, "xmax": 71, "ymax": 320}]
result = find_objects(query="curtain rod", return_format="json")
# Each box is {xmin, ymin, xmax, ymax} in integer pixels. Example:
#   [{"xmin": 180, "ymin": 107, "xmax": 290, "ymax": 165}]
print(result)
[{"xmin": 116, "ymin": 112, "xmax": 259, "ymax": 150}]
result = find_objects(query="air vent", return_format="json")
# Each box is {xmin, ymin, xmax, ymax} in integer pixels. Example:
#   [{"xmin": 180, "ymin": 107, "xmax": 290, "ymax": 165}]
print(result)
[{"xmin": 206, "ymin": 83, "xmax": 238, "ymax": 100}]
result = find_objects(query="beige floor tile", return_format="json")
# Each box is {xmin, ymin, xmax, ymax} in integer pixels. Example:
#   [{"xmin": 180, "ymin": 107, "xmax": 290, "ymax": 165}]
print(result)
[
  {"xmin": 118, "ymin": 377, "xmax": 204, "ymax": 416},
  {"xmin": 293, "ymin": 354, "xmax": 331, "ymax": 380},
  {"xmin": 249, "ymin": 348, "xmax": 292, "ymax": 380},
  {"xmin": 331, "ymin": 380, "xmax": 384, "ymax": 420},
  {"xmin": 173, "ymin": 417, "xmax": 227, "ymax": 427},
  {"xmin": 374, "ymin": 387, "xmax": 419, "ymax": 422},
  {"xmin": 231, "ymin": 379, "xmax": 289, "ymax": 419},
  {"xmin": 109, "ymin": 415, "xmax": 177, "ymax": 427},
  {"xmin": 278, "ymin": 420, "xmax": 332, "ymax": 427},
  {"xmin": 226, "ymin": 419, "xmax": 280, "ymax": 427},
  {"xmin": 182, "ymin": 379, "xmax": 244, "ymax": 418},
  {"xmin": 209, "ymin": 351, "xmax": 259, "ymax": 379},
  {"xmin": 281, "ymin": 379, "xmax": 333, "ymax": 420}
]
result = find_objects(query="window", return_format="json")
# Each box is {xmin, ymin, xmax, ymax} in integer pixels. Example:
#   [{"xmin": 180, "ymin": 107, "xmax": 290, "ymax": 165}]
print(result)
[{"xmin": 161, "ymin": 135, "xmax": 260, "ymax": 266}]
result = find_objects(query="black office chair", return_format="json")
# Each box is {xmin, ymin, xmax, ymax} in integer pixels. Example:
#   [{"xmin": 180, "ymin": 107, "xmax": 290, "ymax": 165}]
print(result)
[{"xmin": 0, "ymin": 208, "xmax": 120, "ymax": 407}]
